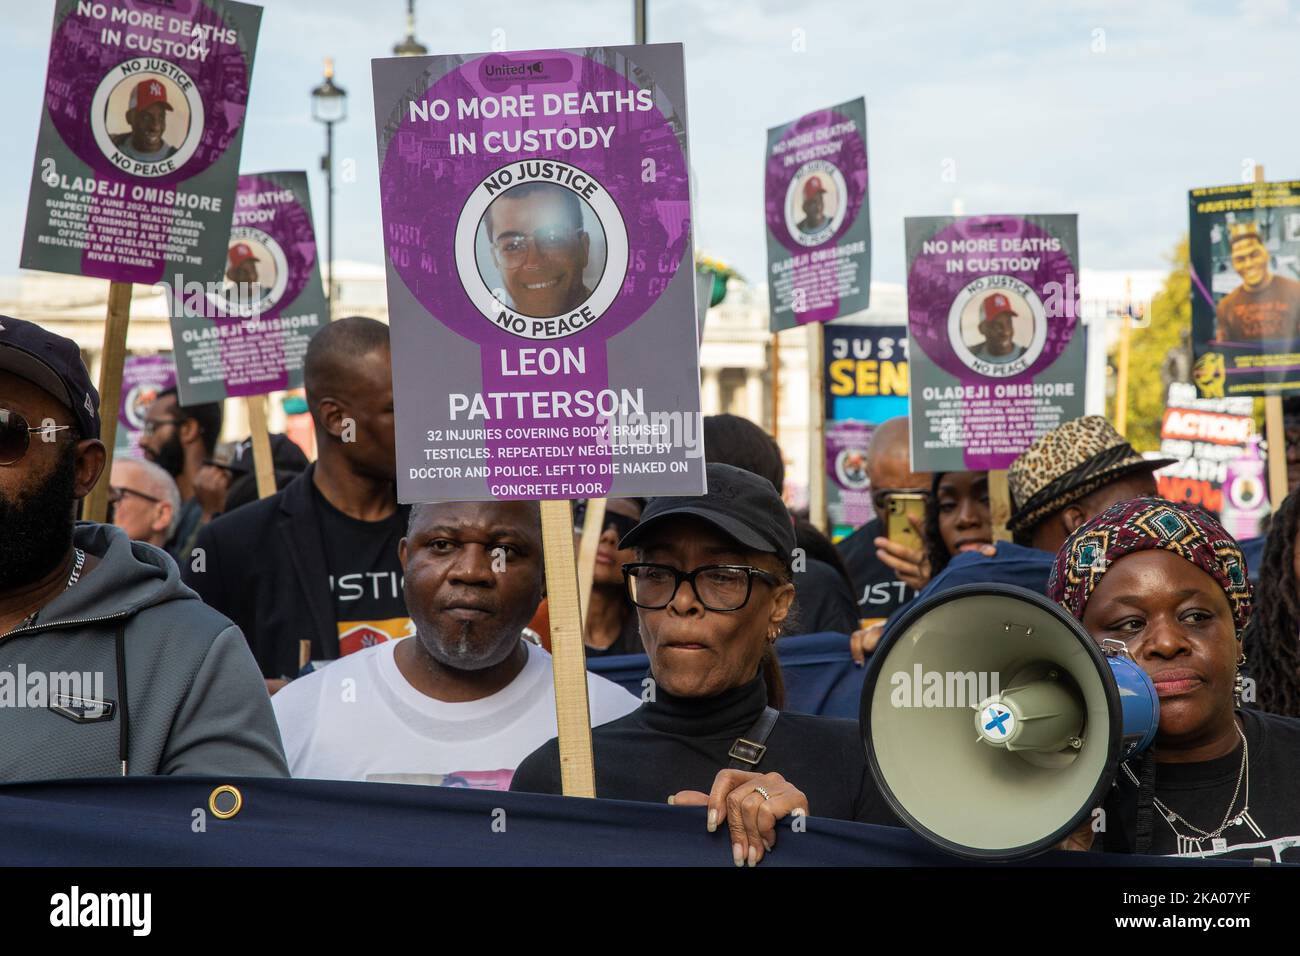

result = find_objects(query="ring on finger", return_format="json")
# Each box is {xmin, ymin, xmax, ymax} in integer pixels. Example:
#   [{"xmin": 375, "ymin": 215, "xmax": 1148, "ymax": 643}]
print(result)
[{"xmin": 754, "ymin": 785, "xmax": 773, "ymax": 801}]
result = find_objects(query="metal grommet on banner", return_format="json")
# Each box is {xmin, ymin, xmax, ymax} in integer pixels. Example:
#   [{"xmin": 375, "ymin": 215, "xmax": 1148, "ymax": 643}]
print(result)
[{"xmin": 208, "ymin": 785, "xmax": 243, "ymax": 820}]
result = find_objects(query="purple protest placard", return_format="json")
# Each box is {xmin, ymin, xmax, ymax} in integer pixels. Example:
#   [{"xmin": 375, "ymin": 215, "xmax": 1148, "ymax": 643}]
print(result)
[
  {"xmin": 906, "ymin": 214, "xmax": 1085, "ymax": 471},
  {"xmin": 764, "ymin": 97, "xmax": 871, "ymax": 331},
  {"xmin": 373, "ymin": 45, "xmax": 704, "ymax": 503},
  {"xmin": 117, "ymin": 352, "xmax": 176, "ymax": 457},
  {"xmin": 169, "ymin": 171, "xmax": 327, "ymax": 404},
  {"xmin": 20, "ymin": 0, "xmax": 261, "ymax": 286}
]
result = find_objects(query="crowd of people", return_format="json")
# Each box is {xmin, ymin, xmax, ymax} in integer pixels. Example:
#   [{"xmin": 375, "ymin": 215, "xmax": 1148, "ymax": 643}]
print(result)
[{"xmin": 2, "ymin": 311, "xmax": 1299, "ymax": 863}]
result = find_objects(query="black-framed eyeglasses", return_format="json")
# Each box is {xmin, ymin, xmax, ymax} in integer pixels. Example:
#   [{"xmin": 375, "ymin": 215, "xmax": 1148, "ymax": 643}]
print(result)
[
  {"xmin": 871, "ymin": 486, "xmax": 931, "ymax": 512},
  {"xmin": 141, "ymin": 418, "xmax": 183, "ymax": 437},
  {"xmin": 107, "ymin": 485, "xmax": 162, "ymax": 506},
  {"xmin": 491, "ymin": 227, "xmax": 582, "ymax": 267},
  {"xmin": 622, "ymin": 562, "xmax": 782, "ymax": 612},
  {"xmin": 573, "ymin": 500, "xmax": 640, "ymax": 541},
  {"xmin": 0, "ymin": 408, "xmax": 74, "ymax": 466}
]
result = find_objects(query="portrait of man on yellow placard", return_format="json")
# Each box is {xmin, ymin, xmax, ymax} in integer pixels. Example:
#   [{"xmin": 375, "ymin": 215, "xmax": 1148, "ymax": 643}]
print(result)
[{"xmin": 1214, "ymin": 222, "xmax": 1300, "ymax": 342}]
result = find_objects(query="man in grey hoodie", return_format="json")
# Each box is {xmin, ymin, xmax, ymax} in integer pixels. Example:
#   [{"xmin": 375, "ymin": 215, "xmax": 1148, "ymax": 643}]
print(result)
[{"xmin": 0, "ymin": 315, "xmax": 287, "ymax": 780}]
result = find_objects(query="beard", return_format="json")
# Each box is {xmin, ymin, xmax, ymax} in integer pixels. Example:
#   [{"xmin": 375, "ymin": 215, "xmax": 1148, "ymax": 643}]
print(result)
[
  {"xmin": 148, "ymin": 432, "xmax": 185, "ymax": 478},
  {"xmin": 0, "ymin": 442, "xmax": 78, "ymax": 591},
  {"xmin": 415, "ymin": 617, "xmax": 520, "ymax": 672}
]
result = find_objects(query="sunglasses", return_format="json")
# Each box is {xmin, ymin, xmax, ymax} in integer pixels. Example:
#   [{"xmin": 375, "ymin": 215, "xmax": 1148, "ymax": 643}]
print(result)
[
  {"xmin": 573, "ymin": 500, "xmax": 640, "ymax": 542},
  {"xmin": 0, "ymin": 408, "xmax": 75, "ymax": 466}
]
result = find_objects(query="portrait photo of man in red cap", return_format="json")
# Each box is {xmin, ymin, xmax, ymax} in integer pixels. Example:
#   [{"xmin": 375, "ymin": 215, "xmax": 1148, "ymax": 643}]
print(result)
[
  {"xmin": 109, "ymin": 77, "xmax": 182, "ymax": 164},
  {"xmin": 796, "ymin": 174, "xmax": 833, "ymax": 234},
  {"xmin": 221, "ymin": 240, "xmax": 272, "ymax": 307},
  {"xmin": 969, "ymin": 291, "xmax": 1028, "ymax": 363}
]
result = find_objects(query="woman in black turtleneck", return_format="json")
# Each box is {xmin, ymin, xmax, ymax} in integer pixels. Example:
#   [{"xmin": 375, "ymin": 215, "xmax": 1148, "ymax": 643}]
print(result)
[{"xmin": 511, "ymin": 463, "xmax": 897, "ymax": 866}]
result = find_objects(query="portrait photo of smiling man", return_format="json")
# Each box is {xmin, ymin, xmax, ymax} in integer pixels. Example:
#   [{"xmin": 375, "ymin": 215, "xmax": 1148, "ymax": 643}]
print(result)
[
  {"xmin": 969, "ymin": 291, "xmax": 1027, "ymax": 364},
  {"xmin": 479, "ymin": 181, "xmax": 602, "ymax": 319},
  {"xmin": 108, "ymin": 78, "xmax": 181, "ymax": 165},
  {"xmin": 1214, "ymin": 221, "xmax": 1300, "ymax": 343}
]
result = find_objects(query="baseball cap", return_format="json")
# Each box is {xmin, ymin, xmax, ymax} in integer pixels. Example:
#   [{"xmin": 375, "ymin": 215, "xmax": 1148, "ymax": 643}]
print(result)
[
  {"xmin": 803, "ymin": 176, "xmax": 827, "ymax": 199},
  {"xmin": 129, "ymin": 79, "xmax": 173, "ymax": 113},
  {"xmin": 222, "ymin": 433, "xmax": 310, "ymax": 477},
  {"xmin": 620, "ymin": 463, "xmax": 796, "ymax": 566},
  {"xmin": 982, "ymin": 292, "xmax": 1017, "ymax": 322},
  {"xmin": 0, "ymin": 315, "xmax": 100, "ymax": 440},
  {"xmin": 228, "ymin": 242, "xmax": 257, "ymax": 268}
]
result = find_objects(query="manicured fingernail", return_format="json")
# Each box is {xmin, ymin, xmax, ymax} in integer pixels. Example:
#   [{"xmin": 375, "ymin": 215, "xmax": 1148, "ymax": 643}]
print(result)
[
  {"xmin": 763, "ymin": 840, "xmax": 773, "ymax": 852},
  {"xmin": 667, "ymin": 795, "xmax": 675, "ymax": 805},
  {"xmin": 708, "ymin": 809, "xmax": 718, "ymax": 832},
  {"xmin": 732, "ymin": 843, "xmax": 744, "ymax": 867},
  {"xmin": 747, "ymin": 845, "xmax": 758, "ymax": 867}
]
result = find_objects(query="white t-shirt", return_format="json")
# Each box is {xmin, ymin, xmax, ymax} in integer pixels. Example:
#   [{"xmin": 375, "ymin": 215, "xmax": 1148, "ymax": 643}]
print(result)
[{"xmin": 271, "ymin": 639, "xmax": 640, "ymax": 790}]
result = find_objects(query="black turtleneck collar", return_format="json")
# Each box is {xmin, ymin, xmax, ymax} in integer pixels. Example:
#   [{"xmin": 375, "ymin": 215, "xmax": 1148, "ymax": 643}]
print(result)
[{"xmin": 637, "ymin": 671, "xmax": 767, "ymax": 739}]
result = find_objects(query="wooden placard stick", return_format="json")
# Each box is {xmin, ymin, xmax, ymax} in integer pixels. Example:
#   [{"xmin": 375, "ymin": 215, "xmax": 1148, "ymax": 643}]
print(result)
[
  {"xmin": 1253, "ymin": 164, "xmax": 1290, "ymax": 507},
  {"xmin": 575, "ymin": 497, "xmax": 607, "ymax": 625},
  {"xmin": 770, "ymin": 329, "xmax": 781, "ymax": 440},
  {"xmin": 1265, "ymin": 395, "xmax": 1287, "ymax": 507},
  {"xmin": 84, "ymin": 281, "xmax": 133, "ymax": 523},
  {"xmin": 989, "ymin": 468, "xmax": 1012, "ymax": 544},
  {"xmin": 807, "ymin": 322, "xmax": 827, "ymax": 532},
  {"xmin": 1114, "ymin": 310, "xmax": 1132, "ymax": 437},
  {"xmin": 246, "ymin": 394, "xmax": 278, "ymax": 500},
  {"xmin": 539, "ymin": 498, "xmax": 597, "ymax": 798}
]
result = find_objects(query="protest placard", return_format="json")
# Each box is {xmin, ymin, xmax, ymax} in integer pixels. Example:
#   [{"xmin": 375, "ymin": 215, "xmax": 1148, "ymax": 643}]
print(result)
[
  {"xmin": 20, "ymin": 0, "xmax": 261, "ymax": 519},
  {"xmin": 373, "ymin": 44, "xmax": 702, "ymax": 797},
  {"xmin": 905, "ymin": 214, "xmax": 1085, "ymax": 473},
  {"xmin": 1156, "ymin": 381, "xmax": 1264, "ymax": 533},
  {"xmin": 116, "ymin": 352, "xmax": 175, "ymax": 458},
  {"xmin": 21, "ymin": 0, "xmax": 261, "ymax": 287},
  {"xmin": 822, "ymin": 324, "xmax": 908, "ymax": 541},
  {"xmin": 168, "ymin": 171, "xmax": 327, "ymax": 406},
  {"xmin": 372, "ymin": 45, "xmax": 703, "ymax": 504},
  {"xmin": 1189, "ymin": 179, "xmax": 1300, "ymax": 399},
  {"xmin": 764, "ymin": 97, "xmax": 870, "ymax": 330}
]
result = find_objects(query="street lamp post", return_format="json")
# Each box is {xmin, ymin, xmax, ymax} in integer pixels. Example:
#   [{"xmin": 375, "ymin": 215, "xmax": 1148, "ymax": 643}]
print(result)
[
  {"xmin": 311, "ymin": 58, "xmax": 347, "ymax": 320},
  {"xmin": 393, "ymin": 0, "xmax": 428, "ymax": 57}
]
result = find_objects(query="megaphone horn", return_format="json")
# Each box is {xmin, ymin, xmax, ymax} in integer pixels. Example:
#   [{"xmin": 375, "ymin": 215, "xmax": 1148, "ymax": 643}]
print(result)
[{"xmin": 860, "ymin": 583, "xmax": 1158, "ymax": 860}]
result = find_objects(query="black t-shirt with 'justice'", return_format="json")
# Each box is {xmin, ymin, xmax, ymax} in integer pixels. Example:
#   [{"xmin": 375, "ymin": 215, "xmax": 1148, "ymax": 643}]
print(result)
[{"xmin": 312, "ymin": 485, "xmax": 412, "ymax": 658}]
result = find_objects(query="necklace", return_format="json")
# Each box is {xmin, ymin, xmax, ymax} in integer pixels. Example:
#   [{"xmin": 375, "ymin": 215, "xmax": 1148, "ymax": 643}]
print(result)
[
  {"xmin": 1121, "ymin": 722, "xmax": 1249, "ymax": 844},
  {"xmin": 13, "ymin": 548, "xmax": 86, "ymax": 633},
  {"xmin": 67, "ymin": 548, "xmax": 85, "ymax": 588}
]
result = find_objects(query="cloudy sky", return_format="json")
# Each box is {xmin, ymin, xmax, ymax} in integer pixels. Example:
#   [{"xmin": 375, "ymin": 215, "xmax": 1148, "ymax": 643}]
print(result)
[{"xmin": 4, "ymin": 0, "xmax": 1299, "ymax": 285}]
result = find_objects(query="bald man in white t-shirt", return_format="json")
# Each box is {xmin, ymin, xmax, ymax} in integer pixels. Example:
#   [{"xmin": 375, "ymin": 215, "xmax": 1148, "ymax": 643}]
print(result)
[{"xmin": 273, "ymin": 499, "xmax": 638, "ymax": 788}]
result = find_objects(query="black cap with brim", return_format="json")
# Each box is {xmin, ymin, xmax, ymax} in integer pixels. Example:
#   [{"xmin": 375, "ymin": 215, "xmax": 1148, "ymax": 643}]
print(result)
[
  {"xmin": 620, "ymin": 505, "xmax": 778, "ymax": 555},
  {"xmin": 618, "ymin": 462, "xmax": 797, "ymax": 565},
  {"xmin": 0, "ymin": 315, "xmax": 100, "ymax": 440}
]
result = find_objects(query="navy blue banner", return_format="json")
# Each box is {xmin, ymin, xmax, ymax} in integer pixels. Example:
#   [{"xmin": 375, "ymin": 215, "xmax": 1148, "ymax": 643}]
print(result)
[{"xmin": 0, "ymin": 775, "xmax": 1235, "ymax": 867}]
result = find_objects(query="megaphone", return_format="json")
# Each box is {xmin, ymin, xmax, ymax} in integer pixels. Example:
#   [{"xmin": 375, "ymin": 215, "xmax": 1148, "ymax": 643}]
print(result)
[{"xmin": 860, "ymin": 583, "xmax": 1159, "ymax": 860}]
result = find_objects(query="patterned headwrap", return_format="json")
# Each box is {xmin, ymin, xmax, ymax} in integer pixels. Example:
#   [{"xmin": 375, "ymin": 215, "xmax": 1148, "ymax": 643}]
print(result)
[{"xmin": 1047, "ymin": 497, "xmax": 1253, "ymax": 633}]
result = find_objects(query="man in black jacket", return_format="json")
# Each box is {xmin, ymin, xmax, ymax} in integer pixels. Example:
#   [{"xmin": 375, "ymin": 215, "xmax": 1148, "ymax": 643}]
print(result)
[{"xmin": 184, "ymin": 317, "xmax": 409, "ymax": 693}]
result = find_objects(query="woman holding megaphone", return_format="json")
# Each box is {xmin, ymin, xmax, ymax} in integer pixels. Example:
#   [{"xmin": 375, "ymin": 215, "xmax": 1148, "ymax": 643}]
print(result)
[
  {"xmin": 1051, "ymin": 498, "xmax": 1300, "ymax": 858},
  {"xmin": 512, "ymin": 463, "xmax": 899, "ymax": 866}
]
